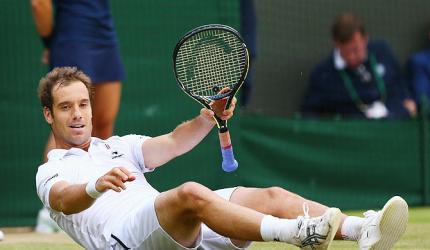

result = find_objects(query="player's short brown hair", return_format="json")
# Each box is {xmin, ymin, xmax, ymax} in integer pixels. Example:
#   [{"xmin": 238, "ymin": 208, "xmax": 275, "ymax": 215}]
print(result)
[{"xmin": 38, "ymin": 67, "xmax": 93, "ymax": 112}]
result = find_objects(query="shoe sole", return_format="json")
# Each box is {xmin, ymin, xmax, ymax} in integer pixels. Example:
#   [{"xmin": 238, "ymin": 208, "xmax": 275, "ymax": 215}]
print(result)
[
  {"xmin": 370, "ymin": 196, "xmax": 408, "ymax": 250},
  {"xmin": 322, "ymin": 207, "xmax": 342, "ymax": 250}
]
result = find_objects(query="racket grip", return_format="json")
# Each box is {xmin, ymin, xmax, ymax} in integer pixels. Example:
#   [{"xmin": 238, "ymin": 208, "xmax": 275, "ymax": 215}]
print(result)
[{"xmin": 219, "ymin": 130, "xmax": 238, "ymax": 172}]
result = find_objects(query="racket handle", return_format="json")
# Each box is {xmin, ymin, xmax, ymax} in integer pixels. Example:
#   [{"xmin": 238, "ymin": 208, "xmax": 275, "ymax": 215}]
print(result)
[{"xmin": 219, "ymin": 130, "xmax": 238, "ymax": 172}]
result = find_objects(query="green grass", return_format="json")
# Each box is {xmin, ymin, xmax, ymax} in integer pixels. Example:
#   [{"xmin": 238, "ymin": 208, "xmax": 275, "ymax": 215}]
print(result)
[{"xmin": 1, "ymin": 207, "xmax": 429, "ymax": 250}]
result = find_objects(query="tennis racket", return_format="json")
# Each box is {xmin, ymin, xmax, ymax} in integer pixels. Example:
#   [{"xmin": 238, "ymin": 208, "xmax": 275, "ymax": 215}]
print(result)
[{"xmin": 173, "ymin": 24, "xmax": 249, "ymax": 172}]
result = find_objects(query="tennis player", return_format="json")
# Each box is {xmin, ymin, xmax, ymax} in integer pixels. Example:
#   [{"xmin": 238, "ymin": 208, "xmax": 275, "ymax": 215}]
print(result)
[
  {"xmin": 31, "ymin": 0, "xmax": 125, "ymax": 233},
  {"xmin": 36, "ymin": 67, "xmax": 408, "ymax": 250}
]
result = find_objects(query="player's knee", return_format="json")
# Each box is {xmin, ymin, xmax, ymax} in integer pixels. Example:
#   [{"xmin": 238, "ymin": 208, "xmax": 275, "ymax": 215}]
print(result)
[
  {"xmin": 266, "ymin": 186, "xmax": 302, "ymax": 202},
  {"xmin": 266, "ymin": 186, "xmax": 286, "ymax": 198},
  {"xmin": 177, "ymin": 182, "xmax": 208, "ymax": 209}
]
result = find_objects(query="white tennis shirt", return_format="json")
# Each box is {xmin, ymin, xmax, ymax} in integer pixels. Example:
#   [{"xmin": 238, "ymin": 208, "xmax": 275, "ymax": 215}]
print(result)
[{"xmin": 36, "ymin": 135, "xmax": 160, "ymax": 249}]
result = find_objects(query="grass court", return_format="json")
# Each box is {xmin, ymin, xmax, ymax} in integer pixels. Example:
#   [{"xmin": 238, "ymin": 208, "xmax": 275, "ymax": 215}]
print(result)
[{"xmin": 0, "ymin": 207, "xmax": 429, "ymax": 250}]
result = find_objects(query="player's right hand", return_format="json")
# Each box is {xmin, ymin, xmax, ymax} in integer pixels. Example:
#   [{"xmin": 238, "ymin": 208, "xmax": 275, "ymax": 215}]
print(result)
[{"xmin": 95, "ymin": 167, "xmax": 136, "ymax": 193}]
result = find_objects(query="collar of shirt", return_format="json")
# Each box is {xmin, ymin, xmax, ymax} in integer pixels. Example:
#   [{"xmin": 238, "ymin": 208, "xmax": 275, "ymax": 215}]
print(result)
[
  {"xmin": 47, "ymin": 137, "xmax": 104, "ymax": 161},
  {"xmin": 333, "ymin": 49, "xmax": 346, "ymax": 70},
  {"xmin": 333, "ymin": 49, "xmax": 369, "ymax": 70}
]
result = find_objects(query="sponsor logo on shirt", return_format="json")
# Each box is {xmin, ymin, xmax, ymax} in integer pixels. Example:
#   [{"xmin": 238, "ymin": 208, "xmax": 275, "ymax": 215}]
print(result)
[
  {"xmin": 111, "ymin": 151, "xmax": 124, "ymax": 159},
  {"xmin": 105, "ymin": 143, "xmax": 124, "ymax": 159}
]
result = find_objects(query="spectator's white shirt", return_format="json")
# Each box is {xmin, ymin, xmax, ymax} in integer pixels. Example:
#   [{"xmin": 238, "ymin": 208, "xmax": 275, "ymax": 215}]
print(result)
[{"xmin": 36, "ymin": 135, "xmax": 159, "ymax": 249}]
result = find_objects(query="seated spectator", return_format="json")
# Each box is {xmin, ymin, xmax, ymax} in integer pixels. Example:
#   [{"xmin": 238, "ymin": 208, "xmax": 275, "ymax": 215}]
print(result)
[
  {"xmin": 408, "ymin": 28, "xmax": 430, "ymax": 112},
  {"xmin": 301, "ymin": 13, "xmax": 416, "ymax": 119}
]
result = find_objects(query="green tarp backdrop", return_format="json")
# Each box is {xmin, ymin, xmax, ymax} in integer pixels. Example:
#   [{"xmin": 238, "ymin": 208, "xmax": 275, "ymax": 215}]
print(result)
[{"xmin": 0, "ymin": 0, "xmax": 429, "ymax": 227}]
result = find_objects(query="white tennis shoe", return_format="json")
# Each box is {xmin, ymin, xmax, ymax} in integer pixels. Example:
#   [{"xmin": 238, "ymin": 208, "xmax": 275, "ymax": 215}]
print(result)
[
  {"xmin": 293, "ymin": 204, "xmax": 342, "ymax": 250},
  {"xmin": 358, "ymin": 196, "xmax": 408, "ymax": 250}
]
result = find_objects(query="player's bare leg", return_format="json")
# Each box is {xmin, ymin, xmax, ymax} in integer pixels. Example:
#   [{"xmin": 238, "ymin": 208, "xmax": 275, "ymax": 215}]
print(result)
[
  {"xmin": 228, "ymin": 187, "xmax": 408, "ymax": 249},
  {"xmin": 92, "ymin": 81, "xmax": 121, "ymax": 139},
  {"xmin": 224, "ymin": 187, "xmax": 343, "ymax": 247},
  {"xmin": 155, "ymin": 182, "xmax": 264, "ymax": 247},
  {"xmin": 155, "ymin": 182, "xmax": 340, "ymax": 249},
  {"xmin": 229, "ymin": 187, "xmax": 346, "ymax": 239},
  {"xmin": 230, "ymin": 187, "xmax": 332, "ymax": 217}
]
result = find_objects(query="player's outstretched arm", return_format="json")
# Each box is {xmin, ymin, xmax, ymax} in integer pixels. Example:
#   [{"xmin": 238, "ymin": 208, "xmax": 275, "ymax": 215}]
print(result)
[
  {"xmin": 48, "ymin": 167, "xmax": 135, "ymax": 215},
  {"xmin": 141, "ymin": 97, "xmax": 237, "ymax": 169}
]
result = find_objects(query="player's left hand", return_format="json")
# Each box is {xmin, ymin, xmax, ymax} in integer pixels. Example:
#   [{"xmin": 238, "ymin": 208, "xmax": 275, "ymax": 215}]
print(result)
[{"xmin": 203, "ymin": 87, "xmax": 237, "ymax": 120}]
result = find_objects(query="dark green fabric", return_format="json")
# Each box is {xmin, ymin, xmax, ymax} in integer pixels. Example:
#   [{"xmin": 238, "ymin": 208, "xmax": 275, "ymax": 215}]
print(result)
[{"xmin": 238, "ymin": 115, "xmax": 427, "ymax": 210}]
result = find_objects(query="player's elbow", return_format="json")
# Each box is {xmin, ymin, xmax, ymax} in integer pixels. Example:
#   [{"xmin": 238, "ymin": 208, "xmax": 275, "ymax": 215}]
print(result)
[
  {"xmin": 59, "ymin": 200, "xmax": 85, "ymax": 215},
  {"xmin": 50, "ymin": 197, "xmax": 71, "ymax": 215},
  {"xmin": 50, "ymin": 186, "xmax": 88, "ymax": 215},
  {"xmin": 49, "ymin": 199, "xmax": 71, "ymax": 215},
  {"xmin": 62, "ymin": 208, "xmax": 76, "ymax": 215},
  {"xmin": 59, "ymin": 204, "xmax": 72, "ymax": 215}
]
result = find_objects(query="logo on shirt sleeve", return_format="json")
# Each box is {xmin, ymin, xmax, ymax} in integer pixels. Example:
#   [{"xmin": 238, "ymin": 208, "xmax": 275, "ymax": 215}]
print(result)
[{"xmin": 43, "ymin": 173, "xmax": 59, "ymax": 187}]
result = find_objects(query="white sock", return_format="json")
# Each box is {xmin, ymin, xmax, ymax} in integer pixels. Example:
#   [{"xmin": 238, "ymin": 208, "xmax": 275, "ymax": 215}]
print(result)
[
  {"xmin": 260, "ymin": 215, "xmax": 298, "ymax": 244},
  {"xmin": 341, "ymin": 216, "xmax": 364, "ymax": 241}
]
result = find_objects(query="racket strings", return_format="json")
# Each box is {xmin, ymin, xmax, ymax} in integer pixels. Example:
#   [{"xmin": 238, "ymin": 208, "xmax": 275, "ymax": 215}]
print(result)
[
  {"xmin": 185, "ymin": 46, "xmax": 244, "ymax": 96},
  {"xmin": 191, "ymin": 33, "xmax": 244, "ymax": 90},
  {"xmin": 175, "ymin": 29, "xmax": 247, "ymax": 98}
]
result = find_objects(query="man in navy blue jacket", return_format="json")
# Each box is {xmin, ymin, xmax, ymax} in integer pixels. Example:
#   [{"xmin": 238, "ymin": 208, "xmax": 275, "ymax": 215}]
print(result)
[{"xmin": 301, "ymin": 13, "xmax": 416, "ymax": 119}]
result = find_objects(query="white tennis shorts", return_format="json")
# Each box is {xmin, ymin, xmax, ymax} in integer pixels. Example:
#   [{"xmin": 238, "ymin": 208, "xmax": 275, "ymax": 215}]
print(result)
[{"xmin": 110, "ymin": 187, "xmax": 252, "ymax": 250}]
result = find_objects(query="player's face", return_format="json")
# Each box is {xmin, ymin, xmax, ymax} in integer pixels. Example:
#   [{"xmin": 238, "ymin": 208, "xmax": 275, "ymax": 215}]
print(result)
[
  {"xmin": 335, "ymin": 31, "xmax": 368, "ymax": 69},
  {"xmin": 44, "ymin": 81, "xmax": 93, "ymax": 149}
]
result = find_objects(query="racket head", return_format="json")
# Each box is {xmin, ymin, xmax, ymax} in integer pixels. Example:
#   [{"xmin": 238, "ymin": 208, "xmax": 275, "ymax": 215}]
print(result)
[{"xmin": 173, "ymin": 24, "xmax": 249, "ymax": 112}]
